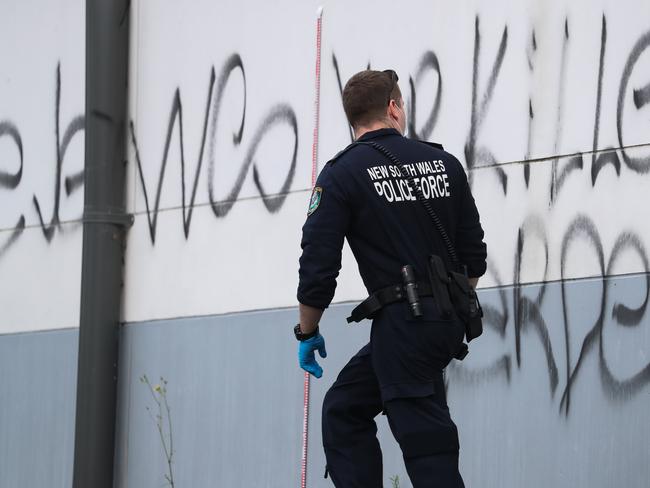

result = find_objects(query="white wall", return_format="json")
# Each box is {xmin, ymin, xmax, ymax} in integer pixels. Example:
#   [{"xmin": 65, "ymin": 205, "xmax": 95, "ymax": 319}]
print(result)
[
  {"xmin": 0, "ymin": 0, "xmax": 85, "ymax": 333},
  {"xmin": 2, "ymin": 0, "xmax": 648, "ymax": 329},
  {"xmin": 122, "ymin": 0, "xmax": 650, "ymax": 322},
  {"xmin": 1, "ymin": 1, "xmax": 649, "ymax": 487}
]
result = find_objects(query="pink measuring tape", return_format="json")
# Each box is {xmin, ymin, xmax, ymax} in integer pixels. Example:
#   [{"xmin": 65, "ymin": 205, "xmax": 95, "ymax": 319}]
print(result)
[{"xmin": 301, "ymin": 6, "xmax": 323, "ymax": 488}]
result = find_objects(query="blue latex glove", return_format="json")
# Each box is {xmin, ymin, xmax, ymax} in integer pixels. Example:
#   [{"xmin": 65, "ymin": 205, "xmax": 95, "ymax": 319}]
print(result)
[{"xmin": 298, "ymin": 333, "xmax": 327, "ymax": 378}]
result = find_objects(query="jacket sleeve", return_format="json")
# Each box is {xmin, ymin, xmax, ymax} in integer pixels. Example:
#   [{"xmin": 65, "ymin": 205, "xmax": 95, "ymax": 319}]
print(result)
[
  {"xmin": 297, "ymin": 163, "xmax": 351, "ymax": 309},
  {"xmin": 455, "ymin": 168, "xmax": 487, "ymax": 278}
]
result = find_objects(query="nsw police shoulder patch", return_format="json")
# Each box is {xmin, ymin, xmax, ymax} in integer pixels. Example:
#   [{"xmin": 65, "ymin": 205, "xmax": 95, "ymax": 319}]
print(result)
[{"xmin": 307, "ymin": 187, "xmax": 322, "ymax": 216}]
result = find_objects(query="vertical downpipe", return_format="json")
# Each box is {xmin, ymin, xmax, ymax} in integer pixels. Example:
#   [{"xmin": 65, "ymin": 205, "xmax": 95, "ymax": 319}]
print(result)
[{"xmin": 72, "ymin": 1, "xmax": 131, "ymax": 487}]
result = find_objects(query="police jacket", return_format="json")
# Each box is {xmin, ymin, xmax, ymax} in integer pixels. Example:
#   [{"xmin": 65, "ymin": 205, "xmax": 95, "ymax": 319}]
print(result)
[{"xmin": 297, "ymin": 128, "xmax": 487, "ymax": 310}]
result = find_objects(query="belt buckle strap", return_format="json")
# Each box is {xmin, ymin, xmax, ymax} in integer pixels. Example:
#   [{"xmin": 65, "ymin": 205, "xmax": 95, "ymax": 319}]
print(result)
[{"xmin": 346, "ymin": 285, "xmax": 403, "ymax": 323}]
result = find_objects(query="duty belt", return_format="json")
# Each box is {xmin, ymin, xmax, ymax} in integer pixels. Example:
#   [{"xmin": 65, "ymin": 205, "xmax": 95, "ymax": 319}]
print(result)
[
  {"xmin": 346, "ymin": 280, "xmax": 469, "ymax": 360},
  {"xmin": 346, "ymin": 281, "xmax": 434, "ymax": 324}
]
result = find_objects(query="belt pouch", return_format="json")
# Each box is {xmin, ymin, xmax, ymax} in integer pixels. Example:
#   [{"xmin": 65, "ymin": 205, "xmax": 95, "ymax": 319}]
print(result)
[
  {"xmin": 448, "ymin": 270, "xmax": 483, "ymax": 341},
  {"xmin": 427, "ymin": 255, "xmax": 454, "ymax": 317}
]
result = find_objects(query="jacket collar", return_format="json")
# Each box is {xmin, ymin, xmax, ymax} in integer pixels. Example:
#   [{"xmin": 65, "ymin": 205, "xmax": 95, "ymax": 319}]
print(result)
[{"xmin": 356, "ymin": 128, "xmax": 402, "ymax": 141}]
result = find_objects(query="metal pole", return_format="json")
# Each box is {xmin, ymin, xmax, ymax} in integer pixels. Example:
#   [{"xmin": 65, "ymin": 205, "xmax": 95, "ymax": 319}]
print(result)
[{"xmin": 72, "ymin": 1, "xmax": 131, "ymax": 487}]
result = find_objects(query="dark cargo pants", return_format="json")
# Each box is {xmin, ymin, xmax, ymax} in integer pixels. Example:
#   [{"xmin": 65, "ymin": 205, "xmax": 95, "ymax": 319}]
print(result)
[{"xmin": 322, "ymin": 301, "xmax": 466, "ymax": 487}]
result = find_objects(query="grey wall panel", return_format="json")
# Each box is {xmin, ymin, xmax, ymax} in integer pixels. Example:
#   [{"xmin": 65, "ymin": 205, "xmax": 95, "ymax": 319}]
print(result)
[
  {"xmin": 0, "ymin": 329, "xmax": 77, "ymax": 488},
  {"xmin": 115, "ymin": 273, "xmax": 650, "ymax": 488},
  {"xmin": 114, "ymin": 308, "xmax": 330, "ymax": 488},
  {"xmin": 447, "ymin": 274, "xmax": 650, "ymax": 488}
]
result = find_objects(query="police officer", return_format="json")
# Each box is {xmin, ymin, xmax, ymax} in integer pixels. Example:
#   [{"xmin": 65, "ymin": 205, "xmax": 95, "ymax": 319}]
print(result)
[{"xmin": 295, "ymin": 69, "xmax": 487, "ymax": 487}]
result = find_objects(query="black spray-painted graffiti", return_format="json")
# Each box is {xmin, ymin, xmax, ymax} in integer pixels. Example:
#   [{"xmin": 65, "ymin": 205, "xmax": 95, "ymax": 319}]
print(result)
[
  {"xmin": 329, "ymin": 14, "xmax": 650, "ymax": 415},
  {"xmin": 0, "ymin": 62, "xmax": 85, "ymax": 255},
  {"xmin": 0, "ymin": 121, "xmax": 25, "ymax": 254},
  {"xmin": 475, "ymin": 16, "xmax": 650, "ymax": 415},
  {"xmin": 1, "ymin": 14, "xmax": 649, "ymax": 415},
  {"xmin": 130, "ymin": 53, "xmax": 298, "ymax": 243},
  {"xmin": 322, "ymin": 15, "xmax": 647, "ymax": 415},
  {"xmin": 458, "ymin": 215, "xmax": 650, "ymax": 416},
  {"xmin": 0, "ymin": 56, "xmax": 298, "ymax": 252}
]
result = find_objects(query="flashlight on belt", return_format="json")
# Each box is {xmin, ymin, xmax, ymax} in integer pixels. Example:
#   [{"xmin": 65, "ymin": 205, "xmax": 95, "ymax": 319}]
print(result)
[{"xmin": 401, "ymin": 265, "xmax": 422, "ymax": 318}]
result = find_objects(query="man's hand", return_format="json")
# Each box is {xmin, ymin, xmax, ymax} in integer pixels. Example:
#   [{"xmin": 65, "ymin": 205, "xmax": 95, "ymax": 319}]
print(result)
[{"xmin": 298, "ymin": 333, "xmax": 327, "ymax": 378}]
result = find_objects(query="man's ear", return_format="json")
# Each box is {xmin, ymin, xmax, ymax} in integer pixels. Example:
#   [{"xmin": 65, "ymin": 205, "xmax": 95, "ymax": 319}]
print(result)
[{"xmin": 388, "ymin": 100, "xmax": 400, "ymax": 120}]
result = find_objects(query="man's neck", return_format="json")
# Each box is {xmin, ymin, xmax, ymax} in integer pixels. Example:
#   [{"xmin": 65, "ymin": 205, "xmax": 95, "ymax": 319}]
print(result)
[{"xmin": 354, "ymin": 121, "xmax": 400, "ymax": 140}]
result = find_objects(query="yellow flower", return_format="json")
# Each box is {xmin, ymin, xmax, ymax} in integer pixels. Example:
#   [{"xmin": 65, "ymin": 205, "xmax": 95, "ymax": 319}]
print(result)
[{"xmin": 154, "ymin": 385, "xmax": 161, "ymax": 392}]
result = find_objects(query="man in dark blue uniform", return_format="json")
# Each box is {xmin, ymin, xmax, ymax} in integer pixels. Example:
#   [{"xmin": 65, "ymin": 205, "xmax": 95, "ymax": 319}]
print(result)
[{"xmin": 295, "ymin": 69, "xmax": 487, "ymax": 487}]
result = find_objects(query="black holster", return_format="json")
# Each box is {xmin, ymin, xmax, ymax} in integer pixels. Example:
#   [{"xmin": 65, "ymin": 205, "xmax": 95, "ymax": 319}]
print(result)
[{"xmin": 428, "ymin": 255, "xmax": 483, "ymax": 342}]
